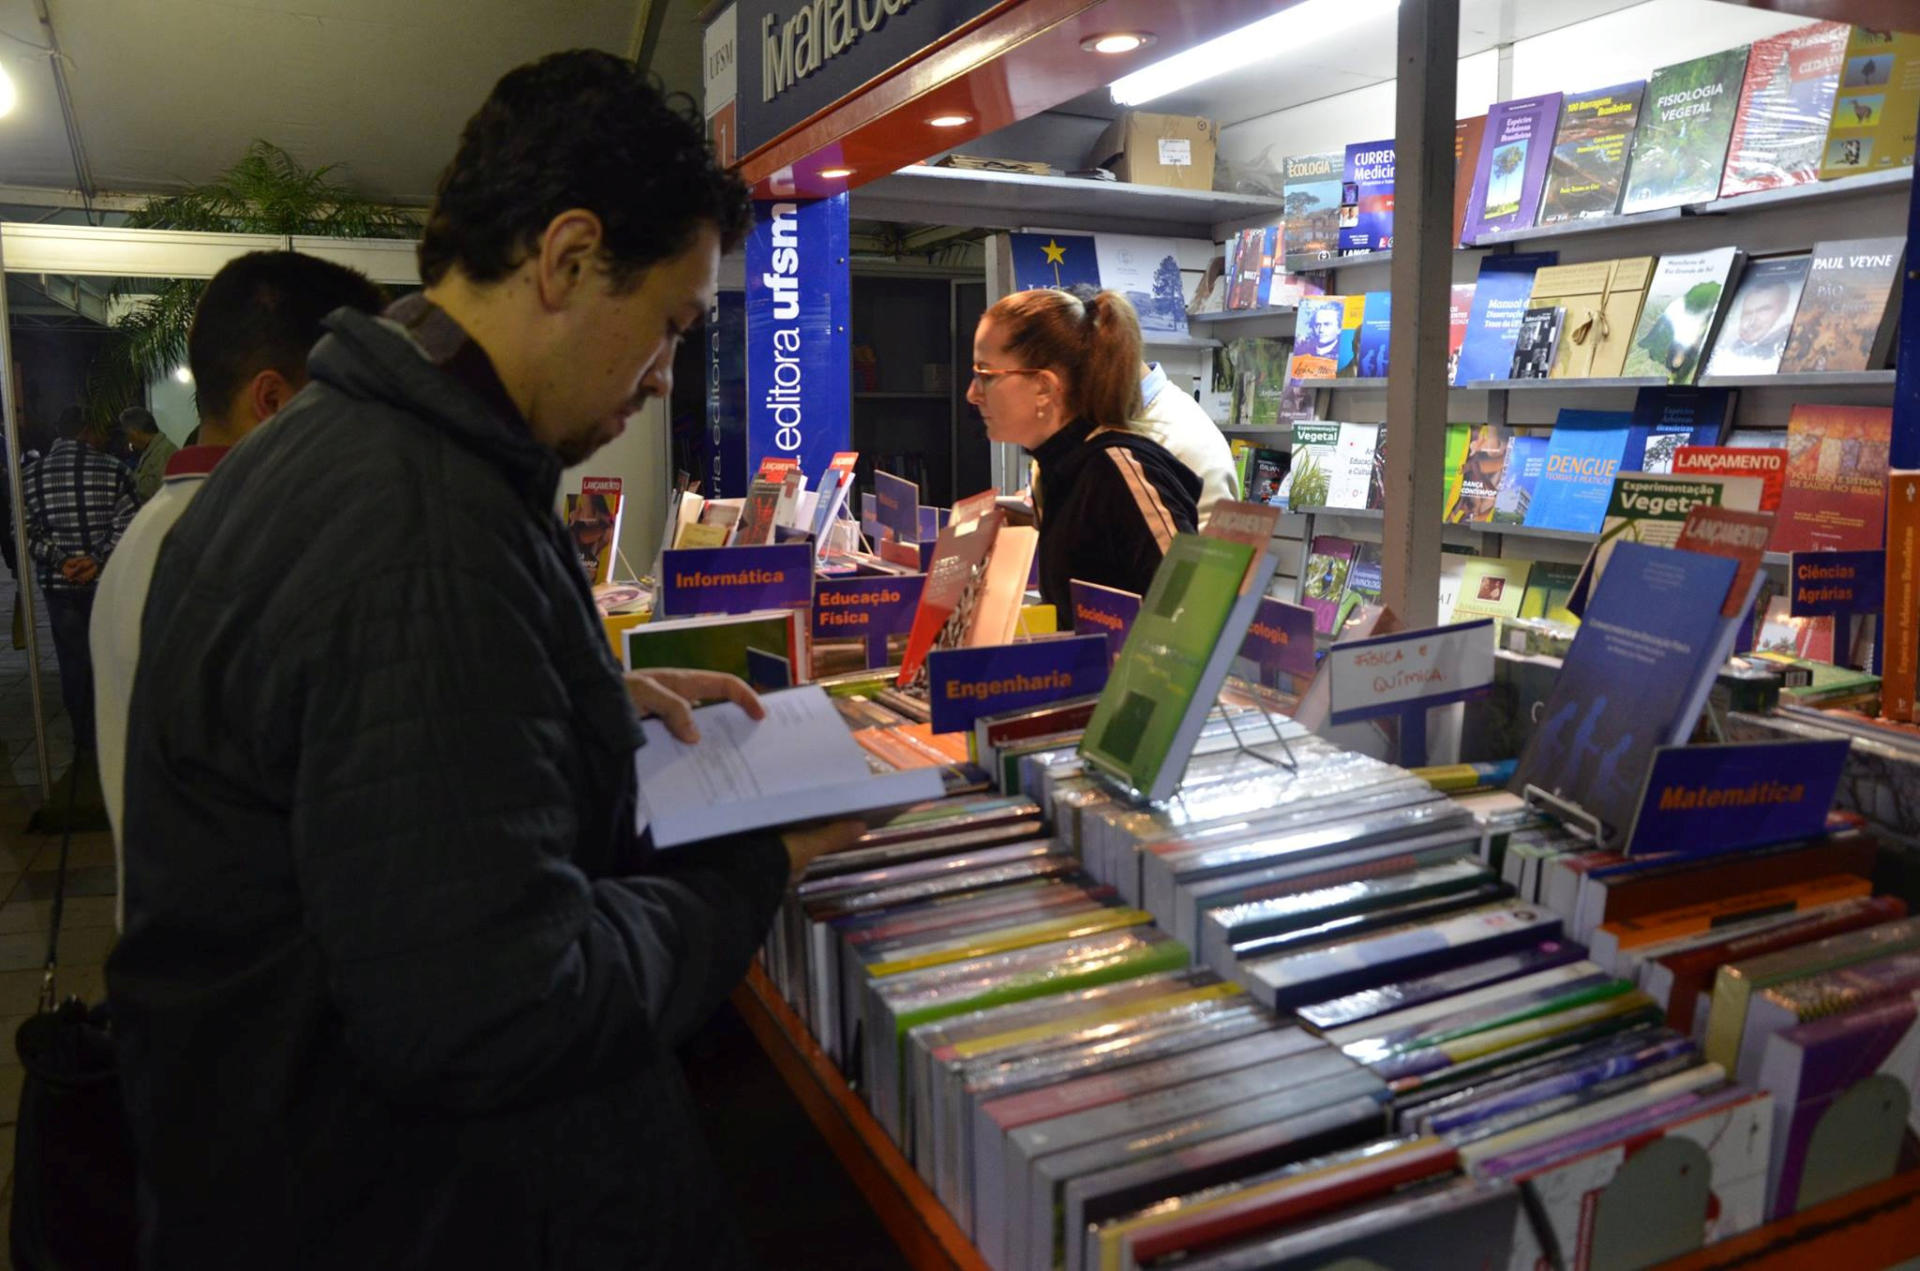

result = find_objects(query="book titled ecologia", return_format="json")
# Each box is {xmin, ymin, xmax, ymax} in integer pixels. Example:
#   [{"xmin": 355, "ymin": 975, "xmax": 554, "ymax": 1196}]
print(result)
[
  {"xmin": 1540, "ymin": 81, "xmax": 1646, "ymax": 223},
  {"xmin": 1622, "ymin": 47, "xmax": 1752, "ymax": 213},
  {"xmin": 1283, "ymin": 151, "xmax": 1343, "ymax": 259}
]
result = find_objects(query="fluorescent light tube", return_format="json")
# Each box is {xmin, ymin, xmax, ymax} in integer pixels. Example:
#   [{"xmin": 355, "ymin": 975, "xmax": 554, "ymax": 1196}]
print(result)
[{"xmin": 1109, "ymin": 0, "xmax": 1401, "ymax": 108}]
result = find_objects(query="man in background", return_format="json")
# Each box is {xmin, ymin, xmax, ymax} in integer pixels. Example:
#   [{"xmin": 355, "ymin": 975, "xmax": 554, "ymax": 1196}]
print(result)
[
  {"xmin": 1136, "ymin": 359, "xmax": 1239, "ymax": 525},
  {"xmin": 92, "ymin": 251, "xmax": 387, "ymax": 887},
  {"xmin": 20, "ymin": 405, "xmax": 136, "ymax": 755},
  {"xmin": 108, "ymin": 51, "xmax": 859, "ymax": 1267},
  {"xmin": 119, "ymin": 406, "xmax": 178, "ymax": 505}
]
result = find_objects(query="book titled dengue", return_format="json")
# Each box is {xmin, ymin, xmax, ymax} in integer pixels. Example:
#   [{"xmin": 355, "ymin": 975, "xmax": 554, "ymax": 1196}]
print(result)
[
  {"xmin": 1511, "ymin": 542, "xmax": 1742, "ymax": 840},
  {"xmin": 1523, "ymin": 409, "xmax": 1634, "ymax": 534},
  {"xmin": 1622, "ymin": 46, "xmax": 1753, "ymax": 213},
  {"xmin": 1283, "ymin": 151, "xmax": 1344, "ymax": 260},
  {"xmin": 1339, "ymin": 140, "xmax": 1395, "ymax": 255},
  {"xmin": 1463, "ymin": 93, "xmax": 1562, "ymax": 240},
  {"xmin": 1453, "ymin": 252, "xmax": 1559, "ymax": 386},
  {"xmin": 1540, "ymin": 81, "xmax": 1646, "ymax": 223}
]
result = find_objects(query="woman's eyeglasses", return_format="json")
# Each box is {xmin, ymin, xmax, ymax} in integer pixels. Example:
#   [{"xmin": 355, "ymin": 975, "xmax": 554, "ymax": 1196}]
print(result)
[{"xmin": 970, "ymin": 365, "xmax": 1045, "ymax": 387}]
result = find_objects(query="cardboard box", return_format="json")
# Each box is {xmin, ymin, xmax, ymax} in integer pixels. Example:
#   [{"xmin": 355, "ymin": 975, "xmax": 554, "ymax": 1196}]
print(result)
[
  {"xmin": 1086, "ymin": 111, "xmax": 1217, "ymax": 190},
  {"xmin": 1527, "ymin": 256, "xmax": 1655, "ymax": 380}
]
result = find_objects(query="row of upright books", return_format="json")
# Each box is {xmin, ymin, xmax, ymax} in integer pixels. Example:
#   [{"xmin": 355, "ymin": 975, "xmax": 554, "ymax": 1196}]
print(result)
[
  {"xmin": 759, "ymin": 664, "xmax": 1920, "ymax": 1270},
  {"xmin": 1265, "ymin": 21, "xmax": 1917, "ymax": 263}
]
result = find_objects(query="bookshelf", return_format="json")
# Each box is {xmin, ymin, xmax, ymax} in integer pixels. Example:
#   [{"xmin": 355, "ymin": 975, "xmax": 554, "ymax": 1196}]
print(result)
[
  {"xmin": 1296, "ymin": 377, "xmax": 1390, "ymax": 389},
  {"xmin": 1190, "ymin": 304, "xmax": 1299, "ymax": 326},
  {"xmin": 852, "ymin": 165, "xmax": 1280, "ymax": 237}
]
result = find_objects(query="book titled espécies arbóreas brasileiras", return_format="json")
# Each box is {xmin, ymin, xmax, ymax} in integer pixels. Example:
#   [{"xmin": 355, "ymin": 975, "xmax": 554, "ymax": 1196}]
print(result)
[
  {"xmin": 1338, "ymin": 140, "xmax": 1394, "ymax": 255},
  {"xmin": 1463, "ymin": 92, "xmax": 1562, "ymax": 240},
  {"xmin": 1453, "ymin": 252, "xmax": 1559, "ymax": 385},
  {"xmin": 1511, "ymin": 541, "xmax": 1744, "ymax": 843}
]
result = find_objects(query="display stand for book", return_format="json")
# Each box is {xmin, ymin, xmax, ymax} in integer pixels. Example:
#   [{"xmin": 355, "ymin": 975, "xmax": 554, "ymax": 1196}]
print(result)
[
  {"xmin": 1209, "ymin": 700, "xmax": 1301, "ymax": 775},
  {"xmin": 1519, "ymin": 784, "xmax": 1610, "ymax": 850}
]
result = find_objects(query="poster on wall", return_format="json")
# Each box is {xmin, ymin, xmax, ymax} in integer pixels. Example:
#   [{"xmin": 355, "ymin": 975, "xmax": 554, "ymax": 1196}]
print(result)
[
  {"xmin": 744, "ymin": 195, "xmax": 851, "ymax": 486},
  {"xmin": 1093, "ymin": 234, "xmax": 1190, "ymax": 336}
]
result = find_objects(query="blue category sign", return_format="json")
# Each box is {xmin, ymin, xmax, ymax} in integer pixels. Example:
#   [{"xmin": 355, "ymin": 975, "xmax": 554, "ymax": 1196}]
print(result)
[
  {"xmin": 1789, "ymin": 550, "xmax": 1886, "ymax": 616},
  {"xmin": 813, "ymin": 575, "xmax": 924, "ymax": 640},
  {"xmin": 873, "ymin": 470, "xmax": 920, "ymax": 541},
  {"xmin": 1238, "ymin": 597, "xmax": 1318, "ymax": 680},
  {"xmin": 926, "ymin": 635, "xmax": 1109, "ymax": 734},
  {"xmin": 918, "ymin": 505, "xmax": 947, "ymax": 541},
  {"xmin": 706, "ymin": 290, "xmax": 749, "ymax": 498},
  {"xmin": 746, "ymin": 196, "xmax": 850, "ymax": 484},
  {"xmin": 1625, "ymin": 738, "xmax": 1850, "ymax": 857},
  {"xmin": 1070, "ymin": 581, "xmax": 1141, "ymax": 666},
  {"xmin": 860, "ymin": 491, "xmax": 882, "ymax": 543},
  {"xmin": 658, "ymin": 544, "xmax": 814, "ymax": 617}
]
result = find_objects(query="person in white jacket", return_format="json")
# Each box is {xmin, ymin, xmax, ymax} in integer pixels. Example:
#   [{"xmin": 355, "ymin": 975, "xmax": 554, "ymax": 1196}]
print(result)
[{"xmin": 1135, "ymin": 361, "xmax": 1239, "ymax": 525}]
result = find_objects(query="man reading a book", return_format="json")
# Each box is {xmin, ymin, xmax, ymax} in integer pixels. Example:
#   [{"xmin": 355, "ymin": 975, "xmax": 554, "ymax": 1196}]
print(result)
[{"xmin": 107, "ymin": 52, "xmax": 860, "ymax": 1269}]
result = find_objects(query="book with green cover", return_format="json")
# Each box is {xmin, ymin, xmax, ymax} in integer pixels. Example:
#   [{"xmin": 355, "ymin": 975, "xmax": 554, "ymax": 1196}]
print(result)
[
  {"xmin": 1573, "ymin": 471, "xmax": 1766, "ymax": 612},
  {"xmin": 1621, "ymin": 46, "xmax": 1752, "ymax": 213},
  {"xmin": 1442, "ymin": 423, "xmax": 1471, "ymax": 512},
  {"xmin": 1079, "ymin": 534, "xmax": 1279, "ymax": 802},
  {"xmin": 623, "ymin": 609, "xmax": 805, "ymax": 683},
  {"xmin": 1281, "ymin": 421, "xmax": 1340, "ymax": 510},
  {"xmin": 1620, "ymin": 248, "xmax": 1743, "ymax": 385},
  {"xmin": 1520, "ymin": 561, "xmax": 1582, "ymax": 624},
  {"xmin": 1451, "ymin": 559, "xmax": 1534, "ymax": 622}
]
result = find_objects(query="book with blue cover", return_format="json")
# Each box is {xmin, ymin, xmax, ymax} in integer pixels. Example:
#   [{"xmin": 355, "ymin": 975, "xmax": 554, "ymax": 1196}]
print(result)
[
  {"xmin": 1453, "ymin": 252, "xmax": 1560, "ymax": 385},
  {"xmin": 1339, "ymin": 140, "xmax": 1395, "ymax": 255},
  {"xmin": 1355, "ymin": 291, "xmax": 1392, "ymax": 377},
  {"xmin": 1626, "ymin": 386, "xmax": 1736, "ymax": 472},
  {"xmin": 1524, "ymin": 410, "xmax": 1635, "ymax": 534},
  {"xmin": 1510, "ymin": 542, "xmax": 1743, "ymax": 841},
  {"xmin": 1283, "ymin": 151, "xmax": 1344, "ymax": 260},
  {"xmin": 1008, "ymin": 232, "xmax": 1101, "ymax": 292},
  {"xmin": 1491, "ymin": 435, "xmax": 1550, "ymax": 525}
]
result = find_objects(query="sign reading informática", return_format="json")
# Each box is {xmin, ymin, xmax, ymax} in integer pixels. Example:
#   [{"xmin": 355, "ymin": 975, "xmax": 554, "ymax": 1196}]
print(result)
[
  {"xmin": 1625, "ymin": 739, "xmax": 1849, "ymax": 857},
  {"xmin": 926, "ymin": 635, "xmax": 1110, "ymax": 734},
  {"xmin": 724, "ymin": 0, "xmax": 998, "ymax": 156},
  {"xmin": 745, "ymin": 197, "xmax": 850, "ymax": 484},
  {"xmin": 659, "ymin": 544, "xmax": 815, "ymax": 617}
]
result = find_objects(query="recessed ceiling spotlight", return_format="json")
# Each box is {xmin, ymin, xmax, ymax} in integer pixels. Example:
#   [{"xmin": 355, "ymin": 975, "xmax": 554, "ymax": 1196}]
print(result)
[
  {"xmin": 928, "ymin": 113, "xmax": 973, "ymax": 128},
  {"xmin": 173, "ymin": 366, "xmax": 193, "ymax": 384},
  {"xmin": 817, "ymin": 167, "xmax": 854, "ymax": 179},
  {"xmin": 1081, "ymin": 32, "xmax": 1154, "ymax": 55}
]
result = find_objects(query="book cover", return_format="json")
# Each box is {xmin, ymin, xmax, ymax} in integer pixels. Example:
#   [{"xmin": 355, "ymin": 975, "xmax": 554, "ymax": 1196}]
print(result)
[
  {"xmin": 1676, "ymin": 506, "xmax": 1777, "ymax": 618},
  {"xmin": 1437, "ymin": 554, "xmax": 1468, "ymax": 625},
  {"xmin": 1622, "ymin": 46, "xmax": 1753, "ymax": 213},
  {"xmin": 1283, "ymin": 150, "xmax": 1344, "ymax": 260},
  {"xmin": 1886, "ymin": 470, "xmax": 1920, "ymax": 722},
  {"xmin": 1245, "ymin": 446, "xmax": 1290, "ymax": 506},
  {"xmin": 1445, "ymin": 423, "xmax": 1515, "ymax": 524},
  {"xmin": 1301, "ymin": 535, "xmax": 1359, "ymax": 635},
  {"xmin": 1761, "ymin": 990, "xmax": 1920, "ymax": 1220},
  {"xmin": 1674, "ymin": 445, "xmax": 1790, "ymax": 511},
  {"xmin": 1509, "ymin": 306, "xmax": 1564, "ymax": 379},
  {"xmin": 1627, "ymin": 386, "xmax": 1737, "ymax": 471},
  {"xmin": 1447, "ymin": 283, "xmax": 1476, "ymax": 384},
  {"xmin": 1540, "ymin": 81, "xmax": 1647, "ymax": 223},
  {"xmin": 1524, "ymin": 410, "xmax": 1635, "ymax": 534},
  {"xmin": 1008, "ymin": 231, "xmax": 1100, "ymax": 292},
  {"xmin": 1519, "ymin": 561, "xmax": 1582, "ymax": 624},
  {"xmin": 1094, "ymin": 234, "xmax": 1189, "ymax": 337},
  {"xmin": 1365, "ymin": 429, "xmax": 1390, "ymax": 511},
  {"xmin": 730, "ymin": 477, "xmax": 783, "ymax": 547},
  {"xmin": 1354, "ymin": 291, "xmax": 1392, "ymax": 378},
  {"xmin": 1454, "ymin": 252, "xmax": 1559, "ymax": 385},
  {"xmin": 1340, "ymin": 543, "xmax": 1384, "ymax": 630},
  {"xmin": 1242, "ymin": 337, "xmax": 1297, "ymax": 427},
  {"xmin": 1510, "ymin": 542, "xmax": 1741, "ymax": 840},
  {"xmin": 1773, "ymin": 403, "xmax": 1894, "ymax": 553},
  {"xmin": 1327, "ymin": 423, "xmax": 1381, "ymax": 511},
  {"xmin": 1253, "ymin": 224, "xmax": 1281, "ymax": 307},
  {"xmin": 1577, "ymin": 472, "xmax": 1765, "ymax": 609},
  {"xmin": 1279, "ymin": 421, "xmax": 1339, "ymax": 511},
  {"xmin": 1442, "ymin": 422, "xmax": 1471, "ymax": 515},
  {"xmin": 1621, "ymin": 248, "xmax": 1743, "ymax": 385},
  {"xmin": 895, "ymin": 495, "xmax": 1001, "ymax": 687},
  {"xmin": 564, "ymin": 475, "xmax": 625, "ymax": 586},
  {"xmin": 1288, "ymin": 295, "xmax": 1364, "ymax": 383},
  {"xmin": 1528, "ymin": 257, "xmax": 1656, "ymax": 380},
  {"xmin": 1705, "ymin": 918, "xmax": 1920, "ymax": 1075},
  {"xmin": 1452, "ymin": 558, "xmax": 1533, "ymax": 623},
  {"xmin": 1703, "ymin": 255, "xmax": 1812, "ymax": 377},
  {"xmin": 1339, "ymin": 140, "xmax": 1395, "ymax": 255},
  {"xmin": 1454, "ymin": 115, "xmax": 1487, "ymax": 244},
  {"xmin": 1227, "ymin": 230, "xmax": 1268, "ymax": 310},
  {"xmin": 1819, "ymin": 26, "xmax": 1920, "ymax": 179},
  {"xmin": 1756, "ymin": 594, "xmax": 1836, "ymax": 663},
  {"xmin": 1078, "ymin": 533, "xmax": 1278, "ymax": 802},
  {"xmin": 1722, "ymin": 21, "xmax": 1851, "ymax": 196},
  {"xmin": 623, "ymin": 609, "xmax": 807, "ymax": 682},
  {"xmin": 1463, "ymin": 93, "xmax": 1563, "ymax": 239},
  {"xmin": 1778, "ymin": 236, "xmax": 1905, "ymax": 373}
]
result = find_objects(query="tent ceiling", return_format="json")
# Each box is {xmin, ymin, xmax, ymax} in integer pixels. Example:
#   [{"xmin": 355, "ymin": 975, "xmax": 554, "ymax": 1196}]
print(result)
[{"xmin": 0, "ymin": 0, "xmax": 709, "ymax": 209}]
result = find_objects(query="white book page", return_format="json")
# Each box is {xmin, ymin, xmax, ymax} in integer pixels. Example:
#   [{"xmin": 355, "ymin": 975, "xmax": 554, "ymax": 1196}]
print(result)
[{"xmin": 634, "ymin": 686, "xmax": 945, "ymax": 846}]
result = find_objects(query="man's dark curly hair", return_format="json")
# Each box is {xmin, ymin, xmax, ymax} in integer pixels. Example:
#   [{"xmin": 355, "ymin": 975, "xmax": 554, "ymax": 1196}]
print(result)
[{"xmin": 418, "ymin": 50, "xmax": 750, "ymax": 290}]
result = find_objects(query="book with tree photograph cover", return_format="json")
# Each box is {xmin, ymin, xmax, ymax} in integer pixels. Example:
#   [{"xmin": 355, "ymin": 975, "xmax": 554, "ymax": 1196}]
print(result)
[
  {"xmin": 1819, "ymin": 26, "xmax": 1920, "ymax": 179},
  {"xmin": 1721, "ymin": 21, "xmax": 1850, "ymax": 196},
  {"xmin": 1777, "ymin": 236, "xmax": 1905, "ymax": 374},
  {"xmin": 1463, "ymin": 93, "xmax": 1563, "ymax": 239},
  {"xmin": 565, "ymin": 475, "xmax": 625, "ymax": 586},
  {"xmin": 1539, "ymin": 81, "xmax": 1646, "ymax": 222},
  {"xmin": 1772, "ymin": 403, "xmax": 1894, "ymax": 553},
  {"xmin": 1095, "ymin": 234, "xmax": 1190, "ymax": 337},
  {"xmin": 1622, "ymin": 46, "xmax": 1753, "ymax": 213},
  {"xmin": 1445, "ymin": 424, "xmax": 1515, "ymax": 524},
  {"xmin": 1339, "ymin": 140, "xmax": 1395, "ymax": 254},
  {"xmin": 1509, "ymin": 307, "xmax": 1564, "ymax": 379},
  {"xmin": 1283, "ymin": 151, "xmax": 1344, "ymax": 260},
  {"xmin": 1078, "ymin": 533, "xmax": 1278, "ymax": 802},
  {"xmin": 1454, "ymin": 116, "xmax": 1487, "ymax": 244},
  {"xmin": 1703, "ymin": 255, "xmax": 1812, "ymax": 377},
  {"xmin": 1620, "ymin": 248, "xmax": 1743, "ymax": 385}
]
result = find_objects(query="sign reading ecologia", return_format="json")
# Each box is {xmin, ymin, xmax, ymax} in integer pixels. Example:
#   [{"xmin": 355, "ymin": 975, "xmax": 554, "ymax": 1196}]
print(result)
[
  {"xmin": 745, "ymin": 197, "xmax": 850, "ymax": 485},
  {"xmin": 1625, "ymin": 739, "xmax": 1849, "ymax": 857},
  {"xmin": 658, "ymin": 544, "xmax": 814, "ymax": 618},
  {"xmin": 729, "ymin": 0, "xmax": 999, "ymax": 156},
  {"xmin": 926, "ymin": 636, "xmax": 1109, "ymax": 734}
]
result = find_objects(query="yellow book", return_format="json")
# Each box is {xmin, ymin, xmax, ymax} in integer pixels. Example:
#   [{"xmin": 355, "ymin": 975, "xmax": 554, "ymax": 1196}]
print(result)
[
  {"xmin": 866, "ymin": 908, "xmax": 1153, "ymax": 979},
  {"xmin": 674, "ymin": 521, "xmax": 731, "ymax": 549},
  {"xmin": 951, "ymin": 981, "xmax": 1243, "ymax": 1061},
  {"xmin": 1820, "ymin": 27, "xmax": 1920, "ymax": 180},
  {"xmin": 1527, "ymin": 257, "xmax": 1655, "ymax": 380},
  {"xmin": 1702, "ymin": 915, "xmax": 1920, "ymax": 1070}
]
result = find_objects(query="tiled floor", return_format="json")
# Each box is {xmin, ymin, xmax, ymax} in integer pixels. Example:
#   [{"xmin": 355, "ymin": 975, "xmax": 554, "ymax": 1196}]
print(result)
[{"xmin": 1, "ymin": 572, "xmax": 111, "ymax": 1268}]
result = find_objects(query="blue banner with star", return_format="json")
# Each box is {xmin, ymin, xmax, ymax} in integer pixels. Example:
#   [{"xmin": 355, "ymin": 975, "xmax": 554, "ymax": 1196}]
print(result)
[{"xmin": 1009, "ymin": 232, "xmax": 1101, "ymax": 293}]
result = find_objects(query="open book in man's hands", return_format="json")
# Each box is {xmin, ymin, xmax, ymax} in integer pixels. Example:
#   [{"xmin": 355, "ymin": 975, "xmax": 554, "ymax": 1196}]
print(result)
[{"xmin": 634, "ymin": 686, "xmax": 947, "ymax": 847}]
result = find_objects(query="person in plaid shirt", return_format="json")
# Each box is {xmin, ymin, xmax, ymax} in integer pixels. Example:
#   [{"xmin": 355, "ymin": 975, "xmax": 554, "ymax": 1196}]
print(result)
[{"xmin": 22, "ymin": 406, "xmax": 137, "ymax": 751}]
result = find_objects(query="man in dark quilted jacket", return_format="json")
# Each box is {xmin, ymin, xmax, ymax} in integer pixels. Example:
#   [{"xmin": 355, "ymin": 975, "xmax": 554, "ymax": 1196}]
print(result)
[{"xmin": 106, "ymin": 51, "xmax": 860, "ymax": 1269}]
